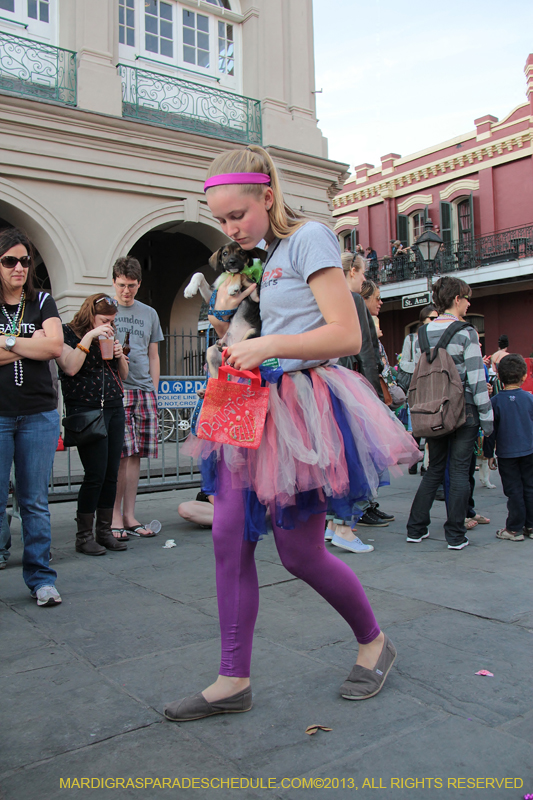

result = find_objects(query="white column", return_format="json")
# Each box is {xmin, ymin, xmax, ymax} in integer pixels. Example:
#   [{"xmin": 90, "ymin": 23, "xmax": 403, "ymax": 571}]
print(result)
[
  {"xmin": 241, "ymin": 0, "xmax": 327, "ymax": 157},
  {"xmin": 75, "ymin": 0, "xmax": 122, "ymax": 116}
]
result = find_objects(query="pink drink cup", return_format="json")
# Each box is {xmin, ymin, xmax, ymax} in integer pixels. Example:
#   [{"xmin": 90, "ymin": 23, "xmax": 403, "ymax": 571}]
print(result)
[{"xmin": 98, "ymin": 335, "xmax": 114, "ymax": 360}]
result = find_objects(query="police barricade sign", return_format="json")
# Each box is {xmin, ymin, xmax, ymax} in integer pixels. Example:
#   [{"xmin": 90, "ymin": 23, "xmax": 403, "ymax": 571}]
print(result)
[{"xmin": 157, "ymin": 377, "xmax": 206, "ymax": 409}]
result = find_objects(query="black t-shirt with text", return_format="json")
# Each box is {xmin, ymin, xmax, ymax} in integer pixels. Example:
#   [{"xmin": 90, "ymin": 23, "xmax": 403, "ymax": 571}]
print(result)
[{"xmin": 0, "ymin": 292, "xmax": 60, "ymax": 417}]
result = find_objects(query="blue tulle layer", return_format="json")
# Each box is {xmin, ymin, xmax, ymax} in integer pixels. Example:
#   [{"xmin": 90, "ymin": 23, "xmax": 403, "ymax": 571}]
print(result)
[{"xmin": 199, "ymin": 377, "xmax": 392, "ymax": 541}]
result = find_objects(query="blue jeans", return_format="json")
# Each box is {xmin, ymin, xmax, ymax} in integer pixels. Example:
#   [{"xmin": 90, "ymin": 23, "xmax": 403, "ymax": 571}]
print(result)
[
  {"xmin": 0, "ymin": 410, "xmax": 59, "ymax": 591},
  {"xmin": 407, "ymin": 405, "xmax": 479, "ymax": 546},
  {"xmin": 0, "ymin": 511, "xmax": 11, "ymax": 563}
]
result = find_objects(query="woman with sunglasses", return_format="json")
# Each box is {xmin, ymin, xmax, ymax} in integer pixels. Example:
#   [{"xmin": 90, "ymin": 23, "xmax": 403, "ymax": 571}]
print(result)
[
  {"xmin": 56, "ymin": 294, "xmax": 129, "ymax": 555},
  {"xmin": 0, "ymin": 228, "xmax": 64, "ymax": 605}
]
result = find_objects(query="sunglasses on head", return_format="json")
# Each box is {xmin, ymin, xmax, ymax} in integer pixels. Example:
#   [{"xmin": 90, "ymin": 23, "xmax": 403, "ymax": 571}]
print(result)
[
  {"xmin": 95, "ymin": 296, "xmax": 118, "ymax": 308},
  {"xmin": 0, "ymin": 255, "xmax": 31, "ymax": 269}
]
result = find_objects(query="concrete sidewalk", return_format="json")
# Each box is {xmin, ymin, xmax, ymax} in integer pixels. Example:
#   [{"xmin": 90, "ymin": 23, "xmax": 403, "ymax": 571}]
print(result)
[{"xmin": 1, "ymin": 468, "xmax": 532, "ymax": 800}]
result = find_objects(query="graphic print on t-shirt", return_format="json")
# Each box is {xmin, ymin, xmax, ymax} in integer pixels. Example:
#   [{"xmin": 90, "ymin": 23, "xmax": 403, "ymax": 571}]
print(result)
[{"xmin": 261, "ymin": 268, "xmax": 283, "ymax": 289}]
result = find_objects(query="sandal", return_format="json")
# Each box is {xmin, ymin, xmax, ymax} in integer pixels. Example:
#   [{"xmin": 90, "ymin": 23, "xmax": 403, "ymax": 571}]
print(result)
[
  {"xmin": 126, "ymin": 525, "xmax": 156, "ymax": 538},
  {"xmin": 464, "ymin": 518, "xmax": 478, "ymax": 530},
  {"xmin": 472, "ymin": 514, "xmax": 490, "ymax": 524},
  {"xmin": 112, "ymin": 528, "xmax": 129, "ymax": 541}
]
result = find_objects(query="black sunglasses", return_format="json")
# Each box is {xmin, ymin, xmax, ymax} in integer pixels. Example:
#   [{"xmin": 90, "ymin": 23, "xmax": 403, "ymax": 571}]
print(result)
[{"xmin": 0, "ymin": 255, "xmax": 31, "ymax": 269}]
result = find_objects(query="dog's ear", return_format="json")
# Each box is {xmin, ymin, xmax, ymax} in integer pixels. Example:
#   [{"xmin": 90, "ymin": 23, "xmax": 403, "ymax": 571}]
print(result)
[
  {"xmin": 247, "ymin": 247, "xmax": 267, "ymax": 263},
  {"xmin": 208, "ymin": 249, "xmax": 223, "ymax": 272}
]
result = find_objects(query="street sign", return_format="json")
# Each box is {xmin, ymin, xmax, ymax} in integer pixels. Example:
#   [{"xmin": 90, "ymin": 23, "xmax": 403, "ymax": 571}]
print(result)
[
  {"xmin": 402, "ymin": 291, "xmax": 431, "ymax": 310},
  {"xmin": 158, "ymin": 376, "xmax": 206, "ymax": 409}
]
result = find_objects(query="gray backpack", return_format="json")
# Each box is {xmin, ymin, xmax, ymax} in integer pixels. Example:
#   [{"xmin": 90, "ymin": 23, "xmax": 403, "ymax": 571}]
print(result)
[{"xmin": 408, "ymin": 321, "xmax": 470, "ymax": 438}]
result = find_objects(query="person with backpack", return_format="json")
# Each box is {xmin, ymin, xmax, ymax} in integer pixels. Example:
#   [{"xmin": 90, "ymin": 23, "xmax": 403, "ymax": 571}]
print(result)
[{"xmin": 406, "ymin": 277, "xmax": 493, "ymax": 550}]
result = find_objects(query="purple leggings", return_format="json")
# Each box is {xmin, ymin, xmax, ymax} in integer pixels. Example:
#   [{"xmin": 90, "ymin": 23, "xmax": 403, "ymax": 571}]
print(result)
[{"xmin": 213, "ymin": 460, "xmax": 380, "ymax": 677}]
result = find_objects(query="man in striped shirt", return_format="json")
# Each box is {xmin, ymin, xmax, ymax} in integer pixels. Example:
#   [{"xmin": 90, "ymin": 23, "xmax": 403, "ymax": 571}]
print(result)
[{"xmin": 406, "ymin": 276, "xmax": 493, "ymax": 550}]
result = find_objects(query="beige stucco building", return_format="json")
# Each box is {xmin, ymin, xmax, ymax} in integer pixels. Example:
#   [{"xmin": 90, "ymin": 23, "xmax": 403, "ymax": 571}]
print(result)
[{"xmin": 0, "ymin": 0, "xmax": 348, "ymax": 357}]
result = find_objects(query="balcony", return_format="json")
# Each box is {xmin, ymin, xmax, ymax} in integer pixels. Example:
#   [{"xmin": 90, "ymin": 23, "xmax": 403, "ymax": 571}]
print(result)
[
  {"xmin": 0, "ymin": 31, "xmax": 76, "ymax": 106},
  {"xmin": 366, "ymin": 223, "xmax": 533, "ymax": 286},
  {"xmin": 118, "ymin": 63, "xmax": 261, "ymax": 145}
]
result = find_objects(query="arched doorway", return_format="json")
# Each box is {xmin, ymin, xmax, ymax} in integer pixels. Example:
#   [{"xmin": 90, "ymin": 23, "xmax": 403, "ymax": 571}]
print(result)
[
  {"xmin": 0, "ymin": 179, "xmax": 77, "ymax": 310},
  {"xmin": 124, "ymin": 222, "xmax": 227, "ymax": 375}
]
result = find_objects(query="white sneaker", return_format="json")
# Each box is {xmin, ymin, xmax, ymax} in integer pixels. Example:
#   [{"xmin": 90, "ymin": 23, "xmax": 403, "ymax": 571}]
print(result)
[
  {"xmin": 447, "ymin": 538, "xmax": 469, "ymax": 550},
  {"xmin": 31, "ymin": 585, "xmax": 62, "ymax": 606},
  {"xmin": 331, "ymin": 533, "xmax": 374, "ymax": 553},
  {"xmin": 325, "ymin": 525, "xmax": 334, "ymax": 541}
]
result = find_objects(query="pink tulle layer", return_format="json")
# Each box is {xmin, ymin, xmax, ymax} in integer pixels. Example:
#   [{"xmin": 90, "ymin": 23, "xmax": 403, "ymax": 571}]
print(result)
[{"xmin": 183, "ymin": 365, "xmax": 420, "ymax": 508}]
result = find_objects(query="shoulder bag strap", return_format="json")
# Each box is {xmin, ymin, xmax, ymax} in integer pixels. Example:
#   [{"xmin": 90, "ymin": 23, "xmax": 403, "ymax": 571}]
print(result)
[{"xmin": 417, "ymin": 324, "xmax": 430, "ymax": 355}]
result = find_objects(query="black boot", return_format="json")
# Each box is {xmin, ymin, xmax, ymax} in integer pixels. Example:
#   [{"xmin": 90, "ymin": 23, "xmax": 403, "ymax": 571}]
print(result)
[
  {"xmin": 95, "ymin": 508, "xmax": 127, "ymax": 551},
  {"xmin": 75, "ymin": 512, "xmax": 106, "ymax": 556}
]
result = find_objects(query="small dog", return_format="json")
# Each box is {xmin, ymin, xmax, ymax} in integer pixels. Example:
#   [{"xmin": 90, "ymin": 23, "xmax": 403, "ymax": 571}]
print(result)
[{"xmin": 184, "ymin": 243, "xmax": 265, "ymax": 379}]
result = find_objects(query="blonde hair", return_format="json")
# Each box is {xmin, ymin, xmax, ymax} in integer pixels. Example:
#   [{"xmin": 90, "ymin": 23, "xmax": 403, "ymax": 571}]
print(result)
[
  {"xmin": 205, "ymin": 145, "xmax": 306, "ymax": 239},
  {"xmin": 341, "ymin": 252, "xmax": 366, "ymax": 274}
]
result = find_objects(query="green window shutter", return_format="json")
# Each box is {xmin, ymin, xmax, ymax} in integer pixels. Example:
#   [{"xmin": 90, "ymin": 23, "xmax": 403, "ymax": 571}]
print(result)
[
  {"xmin": 397, "ymin": 215, "xmax": 408, "ymax": 247},
  {"xmin": 468, "ymin": 192, "xmax": 475, "ymax": 236},
  {"xmin": 440, "ymin": 201, "xmax": 452, "ymax": 247}
]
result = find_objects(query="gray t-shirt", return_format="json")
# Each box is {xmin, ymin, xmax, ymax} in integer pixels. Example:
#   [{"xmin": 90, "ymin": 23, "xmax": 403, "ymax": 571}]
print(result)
[
  {"xmin": 115, "ymin": 299, "xmax": 164, "ymax": 392},
  {"xmin": 260, "ymin": 221, "xmax": 342, "ymax": 372}
]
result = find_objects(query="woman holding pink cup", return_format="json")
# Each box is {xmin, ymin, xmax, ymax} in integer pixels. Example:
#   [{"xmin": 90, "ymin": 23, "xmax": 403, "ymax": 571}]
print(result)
[{"xmin": 56, "ymin": 294, "xmax": 129, "ymax": 555}]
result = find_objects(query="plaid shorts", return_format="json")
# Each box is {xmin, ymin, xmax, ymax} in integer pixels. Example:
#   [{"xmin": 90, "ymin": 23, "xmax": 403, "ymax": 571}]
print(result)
[{"xmin": 122, "ymin": 389, "xmax": 159, "ymax": 459}]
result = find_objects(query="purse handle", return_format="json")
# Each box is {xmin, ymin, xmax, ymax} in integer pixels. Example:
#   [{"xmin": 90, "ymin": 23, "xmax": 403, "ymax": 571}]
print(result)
[{"xmin": 220, "ymin": 348, "xmax": 262, "ymax": 386}]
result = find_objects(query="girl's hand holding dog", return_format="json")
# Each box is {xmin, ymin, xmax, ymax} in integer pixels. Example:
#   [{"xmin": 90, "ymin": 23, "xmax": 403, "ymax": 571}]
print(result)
[{"xmin": 208, "ymin": 280, "xmax": 257, "ymax": 338}]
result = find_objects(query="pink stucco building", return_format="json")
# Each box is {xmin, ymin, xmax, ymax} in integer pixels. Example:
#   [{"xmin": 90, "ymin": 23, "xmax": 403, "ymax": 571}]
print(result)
[{"xmin": 332, "ymin": 54, "xmax": 533, "ymax": 362}]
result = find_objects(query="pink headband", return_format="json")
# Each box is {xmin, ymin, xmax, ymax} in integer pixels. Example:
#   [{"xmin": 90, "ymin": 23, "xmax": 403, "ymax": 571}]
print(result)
[{"xmin": 204, "ymin": 172, "xmax": 271, "ymax": 192}]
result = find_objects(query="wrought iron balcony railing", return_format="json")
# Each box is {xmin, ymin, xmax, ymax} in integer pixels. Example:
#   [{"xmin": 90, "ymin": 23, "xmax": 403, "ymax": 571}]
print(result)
[
  {"xmin": 119, "ymin": 63, "xmax": 262, "ymax": 145},
  {"xmin": 0, "ymin": 31, "xmax": 76, "ymax": 106},
  {"xmin": 365, "ymin": 223, "xmax": 533, "ymax": 286}
]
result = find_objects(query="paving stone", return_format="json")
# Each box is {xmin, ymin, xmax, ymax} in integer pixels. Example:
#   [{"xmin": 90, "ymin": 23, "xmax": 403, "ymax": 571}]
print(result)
[
  {"xmin": 0, "ymin": 723, "xmax": 259, "ymax": 800},
  {"xmin": 0, "ymin": 660, "xmax": 158, "ymax": 773},
  {"xmin": 386, "ymin": 610, "xmax": 533, "ymax": 726},
  {"xmin": 281, "ymin": 715, "xmax": 533, "ymax": 800},
  {"xmin": 9, "ymin": 580, "xmax": 219, "ymax": 668}
]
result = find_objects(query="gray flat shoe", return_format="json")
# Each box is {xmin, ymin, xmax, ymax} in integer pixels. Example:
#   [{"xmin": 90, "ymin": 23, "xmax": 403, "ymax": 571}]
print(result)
[
  {"xmin": 341, "ymin": 634, "xmax": 397, "ymax": 700},
  {"xmin": 164, "ymin": 686, "xmax": 252, "ymax": 722}
]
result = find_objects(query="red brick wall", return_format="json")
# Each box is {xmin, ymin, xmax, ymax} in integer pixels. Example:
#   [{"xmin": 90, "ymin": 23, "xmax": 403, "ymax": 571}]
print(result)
[
  {"xmin": 492, "ymin": 157, "xmax": 533, "ymax": 230},
  {"xmin": 380, "ymin": 288, "xmax": 533, "ymax": 366}
]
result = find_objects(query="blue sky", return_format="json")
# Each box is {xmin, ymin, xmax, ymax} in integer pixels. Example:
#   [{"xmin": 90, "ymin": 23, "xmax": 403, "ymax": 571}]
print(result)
[{"xmin": 312, "ymin": 0, "xmax": 533, "ymax": 173}]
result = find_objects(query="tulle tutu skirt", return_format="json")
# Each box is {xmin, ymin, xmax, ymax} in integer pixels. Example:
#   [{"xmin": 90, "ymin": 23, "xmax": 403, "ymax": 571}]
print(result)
[{"xmin": 184, "ymin": 365, "xmax": 420, "ymax": 539}]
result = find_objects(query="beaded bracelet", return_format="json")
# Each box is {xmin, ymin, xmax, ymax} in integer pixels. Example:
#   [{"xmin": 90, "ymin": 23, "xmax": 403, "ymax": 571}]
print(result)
[{"xmin": 76, "ymin": 343, "xmax": 90, "ymax": 355}]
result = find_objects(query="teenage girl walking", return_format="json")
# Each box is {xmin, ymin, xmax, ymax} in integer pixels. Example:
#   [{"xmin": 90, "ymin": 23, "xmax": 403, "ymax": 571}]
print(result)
[{"xmin": 164, "ymin": 146, "xmax": 419, "ymax": 722}]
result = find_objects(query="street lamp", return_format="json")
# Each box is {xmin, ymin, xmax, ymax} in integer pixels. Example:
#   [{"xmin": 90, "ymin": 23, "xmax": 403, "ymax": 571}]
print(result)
[{"xmin": 415, "ymin": 219, "xmax": 443, "ymax": 266}]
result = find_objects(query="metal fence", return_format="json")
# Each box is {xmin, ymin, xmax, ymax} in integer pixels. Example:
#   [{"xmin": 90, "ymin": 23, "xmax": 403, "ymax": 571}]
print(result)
[
  {"xmin": 118, "ymin": 63, "xmax": 262, "ymax": 144},
  {"xmin": 46, "ymin": 330, "xmax": 207, "ymax": 502},
  {"xmin": 365, "ymin": 223, "xmax": 533, "ymax": 285},
  {"xmin": 162, "ymin": 328, "xmax": 208, "ymax": 377},
  {"xmin": 0, "ymin": 30, "xmax": 76, "ymax": 105}
]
